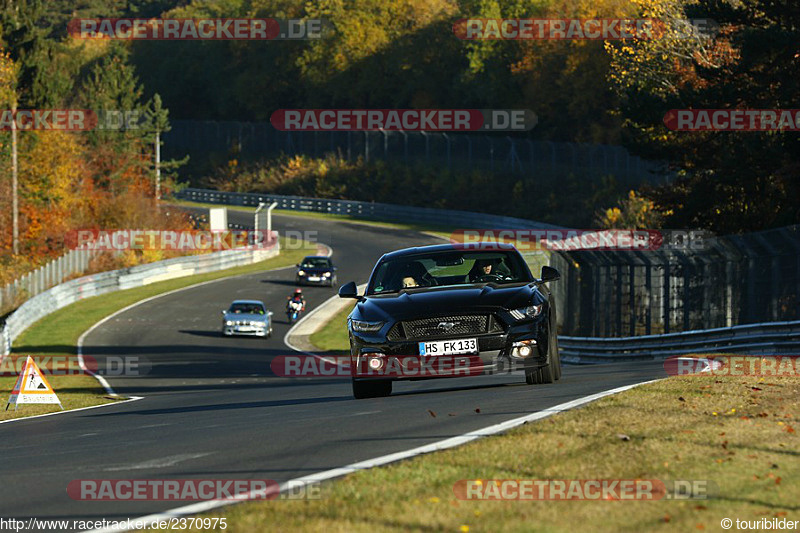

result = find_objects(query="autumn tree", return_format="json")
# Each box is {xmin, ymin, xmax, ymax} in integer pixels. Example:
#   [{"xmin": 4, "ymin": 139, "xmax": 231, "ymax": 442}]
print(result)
[{"xmin": 606, "ymin": 0, "xmax": 800, "ymax": 232}]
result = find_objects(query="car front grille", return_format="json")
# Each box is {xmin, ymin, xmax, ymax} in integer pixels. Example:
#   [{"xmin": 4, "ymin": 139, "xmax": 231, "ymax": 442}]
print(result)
[{"xmin": 388, "ymin": 314, "xmax": 504, "ymax": 340}]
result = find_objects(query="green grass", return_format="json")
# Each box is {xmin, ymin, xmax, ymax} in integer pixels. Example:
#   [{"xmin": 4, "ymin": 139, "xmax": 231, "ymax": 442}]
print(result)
[
  {"xmin": 308, "ymin": 304, "xmax": 354, "ymax": 354},
  {"xmin": 1, "ymin": 240, "xmax": 314, "ymax": 421},
  {"xmin": 153, "ymin": 372, "xmax": 799, "ymax": 532}
]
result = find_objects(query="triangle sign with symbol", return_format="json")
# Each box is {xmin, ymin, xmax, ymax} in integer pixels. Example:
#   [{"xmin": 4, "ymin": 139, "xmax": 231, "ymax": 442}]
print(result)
[{"xmin": 5, "ymin": 356, "xmax": 63, "ymax": 411}]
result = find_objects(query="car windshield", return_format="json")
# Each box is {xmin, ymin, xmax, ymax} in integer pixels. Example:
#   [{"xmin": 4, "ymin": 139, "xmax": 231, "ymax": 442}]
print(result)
[
  {"xmin": 368, "ymin": 250, "xmax": 531, "ymax": 294},
  {"xmin": 300, "ymin": 258, "xmax": 331, "ymax": 268},
  {"xmin": 229, "ymin": 303, "xmax": 265, "ymax": 314}
]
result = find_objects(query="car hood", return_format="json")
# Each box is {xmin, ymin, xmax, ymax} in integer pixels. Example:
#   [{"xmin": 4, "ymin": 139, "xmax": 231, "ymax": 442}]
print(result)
[
  {"xmin": 356, "ymin": 284, "xmax": 536, "ymax": 322},
  {"xmin": 224, "ymin": 313, "xmax": 268, "ymax": 322}
]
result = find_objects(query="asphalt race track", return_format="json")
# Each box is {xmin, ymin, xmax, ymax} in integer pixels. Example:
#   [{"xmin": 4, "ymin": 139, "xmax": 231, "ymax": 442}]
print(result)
[{"xmin": 0, "ymin": 212, "xmax": 667, "ymax": 530}]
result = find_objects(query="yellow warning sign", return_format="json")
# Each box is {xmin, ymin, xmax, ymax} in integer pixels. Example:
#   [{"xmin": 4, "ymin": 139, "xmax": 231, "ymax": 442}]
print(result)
[{"xmin": 5, "ymin": 356, "xmax": 63, "ymax": 410}]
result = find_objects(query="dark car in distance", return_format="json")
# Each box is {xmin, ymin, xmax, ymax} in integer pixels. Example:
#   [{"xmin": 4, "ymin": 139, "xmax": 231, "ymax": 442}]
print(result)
[
  {"xmin": 338, "ymin": 243, "xmax": 561, "ymax": 398},
  {"xmin": 295, "ymin": 256, "xmax": 337, "ymax": 287}
]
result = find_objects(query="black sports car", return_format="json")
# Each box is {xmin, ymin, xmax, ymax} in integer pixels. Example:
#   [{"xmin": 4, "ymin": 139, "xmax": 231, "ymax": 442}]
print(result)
[
  {"xmin": 295, "ymin": 255, "xmax": 337, "ymax": 287},
  {"xmin": 338, "ymin": 243, "xmax": 561, "ymax": 398}
]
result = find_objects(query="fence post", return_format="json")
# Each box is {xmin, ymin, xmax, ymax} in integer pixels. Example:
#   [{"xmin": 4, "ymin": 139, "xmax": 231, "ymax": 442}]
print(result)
[
  {"xmin": 442, "ymin": 133, "xmax": 451, "ymax": 171},
  {"xmin": 629, "ymin": 263, "xmax": 636, "ymax": 336},
  {"xmin": 663, "ymin": 260, "xmax": 671, "ymax": 334}
]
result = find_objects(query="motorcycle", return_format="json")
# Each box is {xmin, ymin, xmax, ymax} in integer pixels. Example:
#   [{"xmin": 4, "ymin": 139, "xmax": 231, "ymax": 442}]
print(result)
[{"xmin": 286, "ymin": 300, "xmax": 304, "ymax": 323}]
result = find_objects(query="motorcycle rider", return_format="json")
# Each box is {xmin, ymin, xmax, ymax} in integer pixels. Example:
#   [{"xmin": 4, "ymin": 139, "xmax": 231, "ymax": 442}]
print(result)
[{"xmin": 287, "ymin": 288, "xmax": 306, "ymax": 314}]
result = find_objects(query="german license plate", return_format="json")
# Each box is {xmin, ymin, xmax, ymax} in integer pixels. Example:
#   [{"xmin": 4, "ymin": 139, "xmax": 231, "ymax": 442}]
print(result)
[
  {"xmin": 308, "ymin": 276, "xmax": 321, "ymax": 281},
  {"xmin": 418, "ymin": 338, "xmax": 478, "ymax": 356}
]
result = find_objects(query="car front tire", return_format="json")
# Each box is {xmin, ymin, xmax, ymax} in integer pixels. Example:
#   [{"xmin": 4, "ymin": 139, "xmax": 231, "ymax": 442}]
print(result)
[
  {"xmin": 525, "ymin": 315, "xmax": 559, "ymax": 385},
  {"xmin": 352, "ymin": 379, "xmax": 392, "ymax": 399}
]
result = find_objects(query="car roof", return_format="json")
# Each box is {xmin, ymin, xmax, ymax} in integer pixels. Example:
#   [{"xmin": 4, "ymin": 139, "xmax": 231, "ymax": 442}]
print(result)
[
  {"xmin": 230, "ymin": 299, "xmax": 266, "ymax": 306},
  {"xmin": 380, "ymin": 242, "xmax": 518, "ymax": 261}
]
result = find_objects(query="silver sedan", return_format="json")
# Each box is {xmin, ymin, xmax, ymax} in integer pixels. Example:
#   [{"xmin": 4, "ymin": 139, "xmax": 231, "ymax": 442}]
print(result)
[{"xmin": 221, "ymin": 300, "xmax": 273, "ymax": 337}]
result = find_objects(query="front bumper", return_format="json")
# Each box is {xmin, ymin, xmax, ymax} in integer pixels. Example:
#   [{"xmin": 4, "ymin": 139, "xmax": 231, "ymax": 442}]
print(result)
[
  {"xmin": 296, "ymin": 273, "xmax": 334, "ymax": 285},
  {"xmin": 350, "ymin": 322, "xmax": 547, "ymax": 381},
  {"xmin": 223, "ymin": 325, "xmax": 268, "ymax": 337}
]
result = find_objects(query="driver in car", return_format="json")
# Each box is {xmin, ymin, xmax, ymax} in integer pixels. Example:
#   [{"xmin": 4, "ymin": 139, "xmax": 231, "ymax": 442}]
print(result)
[
  {"xmin": 469, "ymin": 259, "xmax": 512, "ymax": 282},
  {"xmin": 469, "ymin": 259, "xmax": 494, "ymax": 282}
]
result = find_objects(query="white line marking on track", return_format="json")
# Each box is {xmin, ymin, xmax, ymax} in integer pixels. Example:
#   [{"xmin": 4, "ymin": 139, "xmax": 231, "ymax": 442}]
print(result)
[
  {"xmin": 0, "ymin": 396, "xmax": 143, "ymax": 425},
  {"xmin": 103, "ymin": 452, "xmax": 212, "ymax": 471},
  {"xmin": 83, "ymin": 379, "xmax": 661, "ymax": 532}
]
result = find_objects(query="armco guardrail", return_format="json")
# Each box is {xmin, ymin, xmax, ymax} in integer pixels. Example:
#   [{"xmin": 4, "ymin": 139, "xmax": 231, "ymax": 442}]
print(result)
[
  {"xmin": 0, "ymin": 246, "xmax": 100, "ymax": 314},
  {"xmin": 0, "ymin": 245, "xmax": 279, "ymax": 356},
  {"xmin": 559, "ymin": 320, "xmax": 800, "ymax": 363},
  {"xmin": 175, "ymin": 188, "xmax": 563, "ymax": 230},
  {"xmin": 178, "ymin": 188, "xmax": 800, "ymax": 360}
]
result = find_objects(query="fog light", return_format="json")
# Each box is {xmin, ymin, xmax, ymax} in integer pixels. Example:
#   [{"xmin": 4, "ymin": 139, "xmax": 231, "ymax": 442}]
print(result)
[
  {"xmin": 368, "ymin": 357, "xmax": 384, "ymax": 370},
  {"xmin": 511, "ymin": 340, "xmax": 537, "ymax": 358}
]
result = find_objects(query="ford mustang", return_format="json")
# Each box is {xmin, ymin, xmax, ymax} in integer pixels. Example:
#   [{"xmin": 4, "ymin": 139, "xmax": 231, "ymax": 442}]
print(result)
[{"xmin": 338, "ymin": 243, "xmax": 561, "ymax": 398}]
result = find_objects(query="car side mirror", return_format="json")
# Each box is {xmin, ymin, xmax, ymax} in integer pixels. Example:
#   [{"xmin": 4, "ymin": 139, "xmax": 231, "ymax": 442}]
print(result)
[
  {"xmin": 540, "ymin": 266, "xmax": 561, "ymax": 283},
  {"xmin": 295, "ymin": 263, "xmax": 300, "ymax": 267},
  {"xmin": 221, "ymin": 310, "xmax": 226, "ymax": 315},
  {"xmin": 338, "ymin": 281, "xmax": 359, "ymax": 299}
]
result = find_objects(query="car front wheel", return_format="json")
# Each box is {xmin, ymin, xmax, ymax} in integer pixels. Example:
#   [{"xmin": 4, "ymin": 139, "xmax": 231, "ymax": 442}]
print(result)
[{"xmin": 525, "ymin": 318, "xmax": 559, "ymax": 385}]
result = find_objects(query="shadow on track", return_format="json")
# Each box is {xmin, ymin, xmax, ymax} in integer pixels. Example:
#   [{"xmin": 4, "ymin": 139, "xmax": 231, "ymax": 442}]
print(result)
[{"xmin": 85, "ymin": 395, "xmax": 354, "ymax": 417}]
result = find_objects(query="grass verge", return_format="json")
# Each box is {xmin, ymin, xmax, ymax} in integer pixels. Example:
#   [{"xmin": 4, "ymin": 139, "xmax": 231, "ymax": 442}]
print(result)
[
  {"xmin": 0, "ymin": 240, "xmax": 313, "ymax": 421},
  {"xmin": 308, "ymin": 304, "xmax": 353, "ymax": 354},
  {"xmin": 153, "ymin": 372, "xmax": 798, "ymax": 532}
]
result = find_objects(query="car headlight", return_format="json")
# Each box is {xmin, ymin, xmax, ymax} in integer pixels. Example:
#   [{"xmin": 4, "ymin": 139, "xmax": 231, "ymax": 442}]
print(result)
[
  {"xmin": 298, "ymin": 270, "xmax": 306, "ymax": 276},
  {"xmin": 323, "ymin": 272, "xmax": 331, "ymax": 277},
  {"xmin": 509, "ymin": 304, "xmax": 543, "ymax": 320},
  {"xmin": 253, "ymin": 321, "xmax": 267, "ymax": 327},
  {"xmin": 225, "ymin": 320, "xmax": 234, "ymax": 326},
  {"xmin": 350, "ymin": 319, "xmax": 385, "ymax": 333}
]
